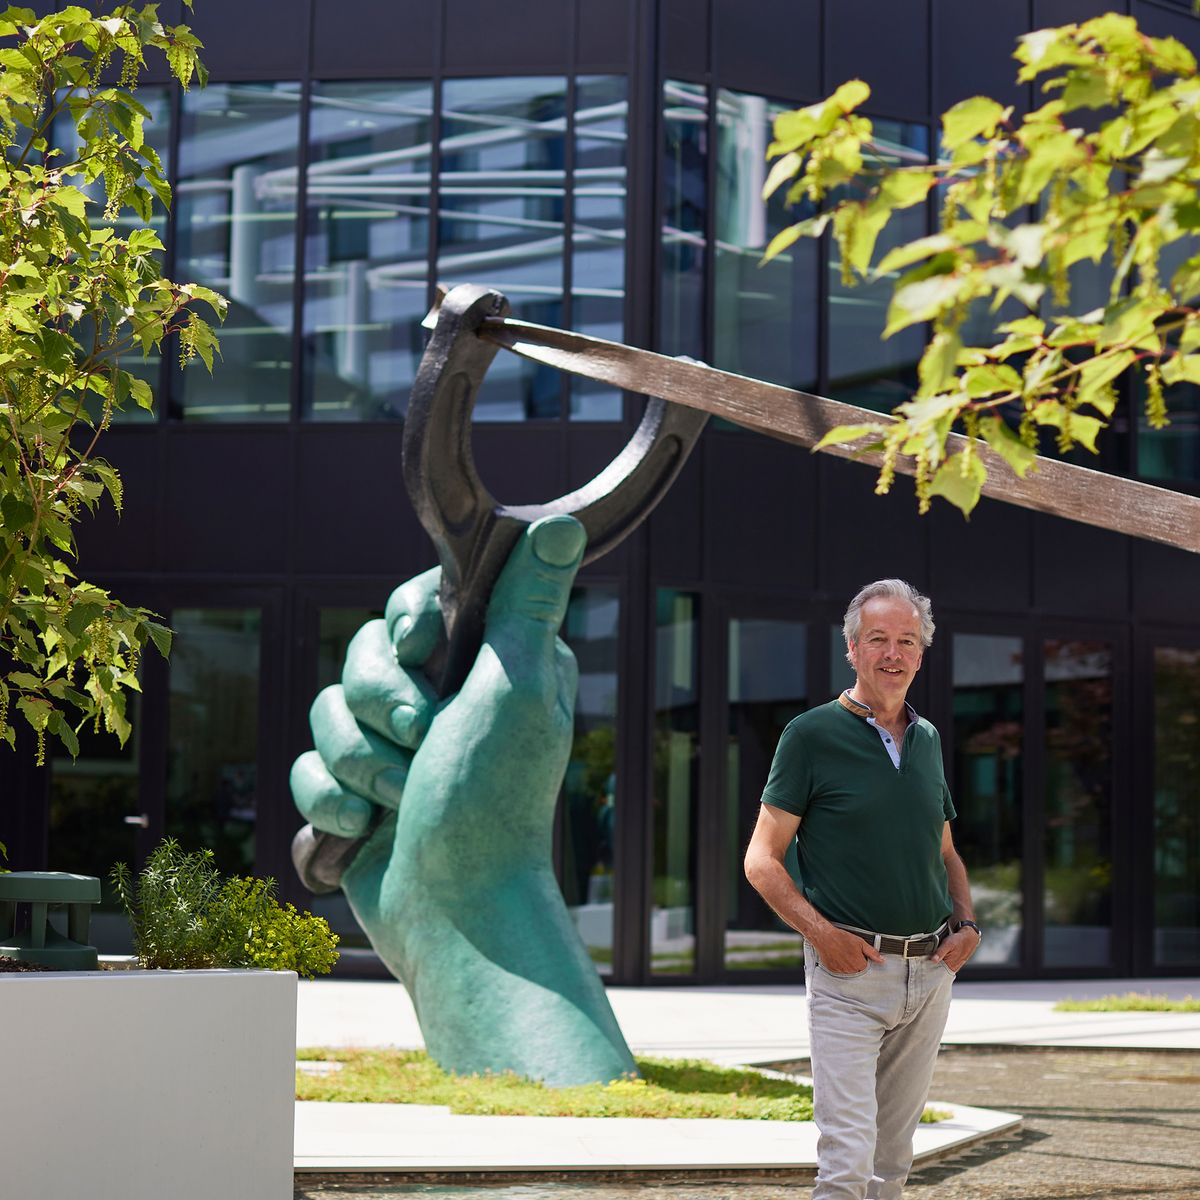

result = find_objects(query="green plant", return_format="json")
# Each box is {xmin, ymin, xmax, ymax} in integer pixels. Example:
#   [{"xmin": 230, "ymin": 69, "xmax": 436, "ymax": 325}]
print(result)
[
  {"xmin": 763, "ymin": 14, "xmax": 1200, "ymax": 517},
  {"xmin": 1055, "ymin": 992, "xmax": 1200, "ymax": 1012},
  {"xmin": 294, "ymin": 1048, "xmax": 951, "ymax": 1123},
  {"xmin": 0, "ymin": 3, "xmax": 224, "ymax": 760},
  {"xmin": 111, "ymin": 837, "xmax": 338, "ymax": 977}
]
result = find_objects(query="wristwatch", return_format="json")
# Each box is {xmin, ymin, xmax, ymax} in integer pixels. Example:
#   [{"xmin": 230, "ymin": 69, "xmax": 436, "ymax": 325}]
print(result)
[{"xmin": 955, "ymin": 919, "xmax": 982, "ymax": 941}]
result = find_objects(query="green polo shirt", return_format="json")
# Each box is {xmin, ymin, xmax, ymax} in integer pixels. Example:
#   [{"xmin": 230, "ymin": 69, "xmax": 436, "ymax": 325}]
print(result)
[{"xmin": 761, "ymin": 695, "xmax": 955, "ymax": 935}]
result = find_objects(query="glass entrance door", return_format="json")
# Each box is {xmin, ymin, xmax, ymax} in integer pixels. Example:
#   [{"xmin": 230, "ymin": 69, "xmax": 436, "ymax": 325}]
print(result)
[{"xmin": 721, "ymin": 611, "xmax": 809, "ymax": 975}]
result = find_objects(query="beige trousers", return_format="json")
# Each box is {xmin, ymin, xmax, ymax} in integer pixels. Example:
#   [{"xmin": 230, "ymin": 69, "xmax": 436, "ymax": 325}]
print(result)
[{"xmin": 804, "ymin": 942, "xmax": 955, "ymax": 1200}]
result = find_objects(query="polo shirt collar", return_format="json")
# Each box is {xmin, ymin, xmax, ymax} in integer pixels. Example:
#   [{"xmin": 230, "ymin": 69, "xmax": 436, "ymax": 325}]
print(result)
[{"xmin": 837, "ymin": 689, "xmax": 919, "ymax": 726}]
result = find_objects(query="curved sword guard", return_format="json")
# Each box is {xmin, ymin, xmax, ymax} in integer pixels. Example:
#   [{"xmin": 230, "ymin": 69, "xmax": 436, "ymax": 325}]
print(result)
[
  {"xmin": 293, "ymin": 283, "xmax": 708, "ymax": 893},
  {"xmin": 405, "ymin": 283, "xmax": 709, "ymax": 698}
]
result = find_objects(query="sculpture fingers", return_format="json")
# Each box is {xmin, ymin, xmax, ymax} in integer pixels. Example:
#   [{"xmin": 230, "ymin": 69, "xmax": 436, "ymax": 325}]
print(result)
[
  {"xmin": 310, "ymin": 684, "xmax": 412, "ymax": 809},
  {"xmin": 343, "ymin": 619, "xmax": 437, "ymax": 749},
  {"xmin": 290, "ymin": 750, "xmax": 375, "ymax": 838},
  {"xmin": 486, "ymin": 515, "xmax": 586, "ymax": 645},
  {"xmin": 385, "ymin": 565, "xmax": 444, "ymax": 666}
]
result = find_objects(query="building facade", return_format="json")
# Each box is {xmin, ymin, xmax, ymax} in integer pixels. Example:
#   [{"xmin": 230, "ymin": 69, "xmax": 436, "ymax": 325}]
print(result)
[{"xmin": 8, "ymin": 0, "xmax": 1200, "ymax": 982}]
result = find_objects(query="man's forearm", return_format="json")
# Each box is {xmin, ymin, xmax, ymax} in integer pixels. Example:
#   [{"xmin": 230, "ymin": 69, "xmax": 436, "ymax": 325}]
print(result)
[
  {"xmin": 945, "ymin": 849, "xmax": 975, "ymax": 923},
  {"xmin": 744, "ymin": 853, "xmax": 836, "ymax": 944}
]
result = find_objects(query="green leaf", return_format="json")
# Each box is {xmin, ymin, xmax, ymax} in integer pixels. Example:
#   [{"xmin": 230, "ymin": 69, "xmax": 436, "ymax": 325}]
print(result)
[
  {"xmin": 876, "ymin": 234, "xmax": 959, "ymax": 276},
  {"xmin": 942, "ymin": 96, "xmax": 1009, "ymax": 150},
  {"xmin": 884, "ymin": 272, "xmax": 964, "ymax": 337},
  {"xmin": 878, "ymin": 169, "xmax": 936, "ymax": 210},
  {"xmin": 917, "ymin": 331, "xmax": 963, "ymax": 397},
  {"xmin": 761, "ymin": 213, "xmax": 829, "ymax": 264},
  {"xmin": 980, "ymin": 415, "xmax": 1037, "ymax": 478},
  {"xmin": 1077, "ymin": 349, "xmax": 1135, "ymax": 409},
  {"xmin": 813, "ymin": 423, "xmax": 889, "ymax": 451},
  {"xmin": 761, "ymin": 152, "xmax": 801, "ymax": 201},
  {"xmin": 1162, "ymin": 354, "xmax": 1200, "ymax": 386},
  {"xmin": 928, "ymin": 451, "xmax": 987, "ymax": 516},
  {"xmin": 1034, "ymin": 402, "xmax": 1103, "ymax": 452},
  {"xmin": 145, "ymin": 621, "xmax": 173, "ymax": 659},
  {"xmin": 964, "ymin": 363, "xmax": 1022, "ymax": 397}
]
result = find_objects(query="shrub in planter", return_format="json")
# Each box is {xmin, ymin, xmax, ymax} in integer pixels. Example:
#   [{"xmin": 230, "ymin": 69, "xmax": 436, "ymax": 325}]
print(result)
[{"xmin": 111, "ymin": 837, "xmax": 338, "ymax": 977}]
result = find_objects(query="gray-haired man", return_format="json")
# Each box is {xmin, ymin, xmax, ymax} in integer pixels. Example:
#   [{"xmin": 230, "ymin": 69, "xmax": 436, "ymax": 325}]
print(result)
[{"xmin": 744, "ymin": 579, "xmax": 980, "ymax": 1200}]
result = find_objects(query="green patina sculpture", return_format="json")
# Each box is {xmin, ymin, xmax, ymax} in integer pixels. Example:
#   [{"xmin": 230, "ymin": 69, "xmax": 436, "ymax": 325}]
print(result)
[
  {"xmin": 290, "ymin": 285, "xmax": 706, "ymax": 1086},
  {"xmin": 291, "ymin": 516, "xmax": 637, "ymax": 1085}
]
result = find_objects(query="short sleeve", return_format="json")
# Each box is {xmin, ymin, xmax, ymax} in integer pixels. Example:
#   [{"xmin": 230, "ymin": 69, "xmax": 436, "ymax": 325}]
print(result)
[
  {"xmin": 760, "ymin": 718, "xmax": 813, "ymax": 817},
  {"xmin": 932, "ymin": 725, "xmax": 956, "ymax": 820}
]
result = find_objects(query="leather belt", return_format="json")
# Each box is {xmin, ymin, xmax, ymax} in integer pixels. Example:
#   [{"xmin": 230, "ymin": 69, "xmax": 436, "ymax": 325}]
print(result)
[{"xmin": 840, "ymin": 923, "xmax": 950, "ymax": 958}]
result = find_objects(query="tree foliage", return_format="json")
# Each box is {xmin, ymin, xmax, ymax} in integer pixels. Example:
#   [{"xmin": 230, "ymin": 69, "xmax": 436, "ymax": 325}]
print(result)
[
  {"xmin": 763, "ymin": 14, "xmax": 1200, "ymax": 516},
  {"xmin": 0, "ymin": 4, "xmax": 224, "ymax": 761}
]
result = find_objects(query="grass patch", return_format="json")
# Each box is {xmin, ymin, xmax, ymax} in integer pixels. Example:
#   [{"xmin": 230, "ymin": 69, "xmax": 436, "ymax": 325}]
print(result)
[
  {"xmin": 296, "ymin": 1049, "xmax": 949, "ymax": 1123},
  {"xmin": 1054, "ymin": 992, "xmax": 1200, "ymax": 1013}
]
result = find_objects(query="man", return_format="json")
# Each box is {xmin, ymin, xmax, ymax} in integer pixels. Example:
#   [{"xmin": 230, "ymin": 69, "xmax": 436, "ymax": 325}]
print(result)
[{"xmin": 744, "ymin": 579, "xmax": 980, "ymax": 1200}]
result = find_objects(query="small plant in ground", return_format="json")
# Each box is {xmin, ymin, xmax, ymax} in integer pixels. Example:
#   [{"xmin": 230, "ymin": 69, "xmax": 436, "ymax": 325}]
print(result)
[
  {"xmin": 111, "ymin": 837, "xmax": 338, "ymax": 977},
  {"xmin": 1055, "ymin": 993, "xmax": 1200, "ymax": 1013}
]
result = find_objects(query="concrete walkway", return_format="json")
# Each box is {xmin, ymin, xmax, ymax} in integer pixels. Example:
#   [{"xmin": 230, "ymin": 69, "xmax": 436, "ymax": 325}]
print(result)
[{"xmin": 293, "ymin": 976, "xmax": 1200, "ymax": 1178}]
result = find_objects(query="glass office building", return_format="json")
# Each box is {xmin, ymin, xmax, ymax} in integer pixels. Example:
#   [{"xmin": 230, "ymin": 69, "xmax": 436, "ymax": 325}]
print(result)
[{"xmin": 9, "ymin": 0, "xmax": 1200, "ymax": 981}]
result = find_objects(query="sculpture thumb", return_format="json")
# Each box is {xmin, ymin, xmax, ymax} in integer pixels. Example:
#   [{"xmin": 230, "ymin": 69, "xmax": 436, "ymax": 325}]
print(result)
[{"xmin": 484, "ymin": 515, "xmax": 586, "ymax": 646}]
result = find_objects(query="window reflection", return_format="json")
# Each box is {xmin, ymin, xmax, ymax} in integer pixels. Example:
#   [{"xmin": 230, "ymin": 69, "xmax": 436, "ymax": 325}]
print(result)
[
  {"xmin": 175, "ymin": 83, "xmax": 301, "ymax": 420},
  {"xmin": 167, "ymin": 609, "xmax": 260, "ymax": 877},
  {"xmin": 560, "ymin": 587, "xmax": 620, "ymax": 974},
  {"xmin": 660, "ymin": 81, "xmax": 707, "ymax": 360},
  {"xmin": 714, "ymin": 91, "xmax": 817, "ymax": 391},
  {"xmin": 724, "ymin": 618, "xmax": 807, "ymax": 971},
  {"xmin": 828, "ymin": 120, "xmax": 929, "ymax": 413},
  {"xmin": 1153, "ymin": 646, "xmax": 1200, "ymax": 966},
  {"xmin": 302, "ymin": 82, "xmax": 433, "ymax": 421},
  {"xmin": 652, "ymin": 589, "xmax": 699, "ymax": 974},
  {"xmin": 438, "ymin": 77, "xmax": 567, "ymax": 420},
  {"xmin": 48, "ymin": 703, "xmax": 141, "ymax": 953},
  {"xmin": 953, "ymin": 633, "xmax": 1023, "ymax": 966},
  {"xmin": 570, "ymin": 76, "xmax": 628, "ymax": 421},
  {"xmin": 1043, "ymin": 639, "xmax": 1113, "ymax": 967},
  {"xmin": 307, "ymin": 606, "xmax": 385, "ymax": 954}
]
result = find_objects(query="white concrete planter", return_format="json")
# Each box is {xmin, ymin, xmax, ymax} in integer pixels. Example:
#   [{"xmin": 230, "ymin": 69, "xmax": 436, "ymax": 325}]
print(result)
[{"xmin": 1, "ymin": 968, "xmax": 296, "ymax": 1200}]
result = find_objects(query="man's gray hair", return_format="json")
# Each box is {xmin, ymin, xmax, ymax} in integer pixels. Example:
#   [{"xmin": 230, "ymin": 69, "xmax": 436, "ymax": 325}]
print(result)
[{"xmin": 842, "ymin": 579, "xmax": 935, "ymax": 661}]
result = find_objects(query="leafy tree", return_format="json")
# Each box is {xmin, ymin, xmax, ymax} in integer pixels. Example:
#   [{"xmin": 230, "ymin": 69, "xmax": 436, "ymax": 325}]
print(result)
[
  {"xmin": 0, "ymin": 4, "xmax": 224, "ymax": 761},
  {"xmin": 763, "ymin": 14, "xmax": 1200, "ymax": 517}
]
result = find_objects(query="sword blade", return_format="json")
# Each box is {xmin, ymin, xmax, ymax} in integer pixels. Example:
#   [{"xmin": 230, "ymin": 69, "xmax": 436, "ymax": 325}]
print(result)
[{"xmin": 478, "ymin": 315, "xmax": 1200, "ymax": 556}]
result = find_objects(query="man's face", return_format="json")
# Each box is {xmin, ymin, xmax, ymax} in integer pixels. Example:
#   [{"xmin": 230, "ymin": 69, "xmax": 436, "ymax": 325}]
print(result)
[{"xmin": 847, "ymin": 596, "xmax": 924, "ymax": 704}]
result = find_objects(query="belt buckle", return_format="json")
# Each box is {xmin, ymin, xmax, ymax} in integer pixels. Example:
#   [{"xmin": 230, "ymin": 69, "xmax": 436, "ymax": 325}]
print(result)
[{"xmin": 903, "ymin": 935, "xmax": 930, "ymax": 959}]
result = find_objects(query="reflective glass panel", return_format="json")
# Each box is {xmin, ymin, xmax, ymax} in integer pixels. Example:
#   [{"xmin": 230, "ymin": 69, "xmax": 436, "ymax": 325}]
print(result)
[
  {"xmin": 47, "ymin": 704, "xmax": 141, "ymax": 953},
  {"xmin": 1043, "ymin": 639, "xmax": 1113, "ymax": 967},
  {"xmin": 1153, "ymin": 646, "xmax": 1200, "ymax": 965},
  {"xmin": 166, "ymin": 609, "xmax": 261, "ymax": 876},
  {"xmin": 303, "ymin": 82, "xmax": 433, "ymax": 421},
  {"xmin": 660, "ymin": 81, "xmax": 707, "ymax": 360},
  {"xmin": 952, "ymin": 634, "xmax": 1023, "ymax": 966},
  {"xmin": 714, "ymin": 90, "xmax": 817, "ymax": 390},
  {"xmin": 1137, "ymin": 377, "xmax": 1200, "ymax": 480},
  {"xmin": 828, "ymin": 120, "xmax": 929, "ymax": 413},
  {"xmin": 175, "ymin": 83, "xmax": 301, "ymax": 420},
  {"xmin": 830, "ymin": 623, "xmax": 855, "ymax": 697},
  {"xmin": 570, "ymin": 76, "xmax": 627, "ymax": 421},
  {"xmin": 724, "ymin": 618, "xmax": 807, "ymax": 971},
  {"xmin": 308, "ymin": 606, "xmax": 385, "ymax": 955},
  {"xmin": 651, "ymin": 589, "xmax": 699, "ymax": 974},
  {"xmin": 438, "ymin": 77, "xmax": 567, "ymax": 420},
  {"xmin": 560, "ymin": 587, "xmax": 620, "ymax": 974}
]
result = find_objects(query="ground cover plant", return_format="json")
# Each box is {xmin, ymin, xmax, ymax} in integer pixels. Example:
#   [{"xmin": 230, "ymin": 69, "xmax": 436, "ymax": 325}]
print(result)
[
  {"xmin": 1054, "ymin": 992, "xmax": 1200, "ymax": 1012},
  {"xmin": 295, "ymin": 1048, "xmax": 951, "ymax": 1123}
]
